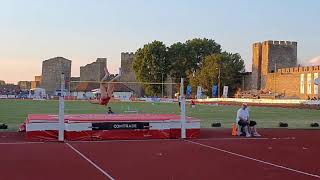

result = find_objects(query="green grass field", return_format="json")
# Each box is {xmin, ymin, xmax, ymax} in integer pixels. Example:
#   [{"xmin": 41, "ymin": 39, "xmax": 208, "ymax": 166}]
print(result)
[{"xmin": 0, "ymin": 99, "xmax": 319, "ymax": 131}]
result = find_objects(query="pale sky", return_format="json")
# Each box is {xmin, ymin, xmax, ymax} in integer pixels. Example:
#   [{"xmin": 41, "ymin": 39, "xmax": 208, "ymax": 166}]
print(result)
[{"xmin": 1, "ymin": 0, "xmax": 319, "ymax": 84}]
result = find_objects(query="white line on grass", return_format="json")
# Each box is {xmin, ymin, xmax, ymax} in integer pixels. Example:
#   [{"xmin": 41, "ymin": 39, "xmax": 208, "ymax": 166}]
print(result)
[
  {"xmin": 66, "ymin": 143, "xmax": 115, "ymax": 180},
  {"xmin": 0, "ymin": 142, "xmax": 45, "ymax": 145},
  {"xmin": 185, "ymin": 140, "xmax": 320, "ymax": 179}
]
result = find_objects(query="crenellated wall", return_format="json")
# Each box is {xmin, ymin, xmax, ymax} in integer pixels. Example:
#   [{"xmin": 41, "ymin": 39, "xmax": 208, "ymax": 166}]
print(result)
[
  {"xmin": 260, "ymin": 40, "xmax": 297, "ymax": 89},
  {"xmin": 277, "ymin": 65, "xmax": 320, "ymax": 73},
  {"xmin": 266, "ymin": 65, "xmax": 320, "ymax": 99},
  {"xmin": 80, "ymin": 58, "xmax": 107, "ymax": 82},
  {"xmin": 244, "ymin": 40, "xmax": 320, "ymax": 99}
]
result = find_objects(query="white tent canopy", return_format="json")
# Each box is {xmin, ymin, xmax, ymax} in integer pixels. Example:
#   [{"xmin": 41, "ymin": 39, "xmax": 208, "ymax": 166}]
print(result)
[{"xmin": 29, "ymin": 88, "xmax": 46, "ymax": 99}]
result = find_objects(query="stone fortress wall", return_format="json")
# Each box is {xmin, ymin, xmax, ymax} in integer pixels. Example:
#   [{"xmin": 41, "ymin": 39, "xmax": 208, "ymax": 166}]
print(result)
[
  {"xmin": 266, "ymin": 65, "xmax": 320, "ymax": 99},
  {"xmin": 80, "ymin": 58, "xmax": 107, "ymax": 82},
  {"xmin": 252, "ymin": 40, "xmax": 297, "ymax": 90},
  {"xmin": 39, "ymin": 53, "xmax": 175, "ymax": 97},
  {"xmin": 40, "ymin": 57, "xmax": 71, "ymax": 95},
  {"xmin": 119, "ymin": 52, "xmax": 143, "ymax": 97},
  {"xmin": 247, "ymin": 40, "xmax": 319, "ymax": 99}
]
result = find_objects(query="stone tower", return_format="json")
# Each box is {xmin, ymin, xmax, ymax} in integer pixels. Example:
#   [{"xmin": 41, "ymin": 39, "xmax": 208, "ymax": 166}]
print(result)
[
  {"xmin": 120, "ymin": 52, "xmax": 143, "ymax": 97},
  {"xmin": 251, "ymin": 42, "xmax": 262, "ymax": 90},
  {"xmin": 252, "ymin": 40, "xmax": 297, "ymax": 90},
  {"xmin": 41, "ymin": 57, "xmax": 72, "ymax": 95},
  {"xmin": 80, "ymin": 58, "xmax": 107, "ymax": 81}
]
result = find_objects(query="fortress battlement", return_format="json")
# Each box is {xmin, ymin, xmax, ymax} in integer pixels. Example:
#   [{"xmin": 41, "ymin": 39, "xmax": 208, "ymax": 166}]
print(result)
[
  {"xmin": 253, "ymin": 42, "xmax": 262, "ymax": 47},
  {"xmin": 121, "ymin": 52, "xmax": 134, "ymax": 60},
  {"xmin": 277, "ymin": 65, "xmax": 320, "ymax": 73},
  {"xmin": 80, "ymin": 58, "xmax": 107, "ymax": 68},
  {"xmin": 263, "ymin": 40, "xmax": 297, "ymax": 46}
]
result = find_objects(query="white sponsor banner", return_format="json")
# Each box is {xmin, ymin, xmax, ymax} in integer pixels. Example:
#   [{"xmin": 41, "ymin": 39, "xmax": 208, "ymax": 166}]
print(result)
[
  {"xmin": 8, "ymin": 95, "xmax": 16, "ymax": 98},
  {"xmin": 222, "ymin": 86, "xmax": 228, "ymax": 98},
  {"xmin": 196, "ymin": 86, "xmax": 203, "ymax": 99},
  {"xmin": 300, "ymin": 74, "xmax": 305, "ymax": 94},
  {"xmin": 139, "ymin": 98, "xmax": 175, "ymax": 103},
  {"xmin": 196, "ymin": 98, "xmax": 319, "ymax": 104},
  {"xmin": 314, "ymin": 73, "xmax": 318, "ymax": 94},
  {"xmin": 0, "ymin": 95, "xmax": 8, "ymax": 99}
]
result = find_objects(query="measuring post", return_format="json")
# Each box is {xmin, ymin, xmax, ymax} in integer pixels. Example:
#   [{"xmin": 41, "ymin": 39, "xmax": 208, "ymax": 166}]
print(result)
[
  {"xmin": 180, "ymin": 78, "xmax": 186, "ymax": 139},
  {"xmin": 58, "ymin": 73, "xmax": 65, "ymax": 142}
]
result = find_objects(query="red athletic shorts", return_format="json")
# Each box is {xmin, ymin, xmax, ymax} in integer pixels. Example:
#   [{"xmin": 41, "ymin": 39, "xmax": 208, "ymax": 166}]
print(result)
[{"xmin": 100, "ymin": 96, "xmax": 111, "ymax": 105}]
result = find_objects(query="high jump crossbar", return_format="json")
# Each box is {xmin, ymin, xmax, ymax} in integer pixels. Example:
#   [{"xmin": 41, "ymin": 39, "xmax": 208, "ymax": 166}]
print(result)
[{"xmin": 69, "ymin": 81, "xmax": 178, "ymax": 85}]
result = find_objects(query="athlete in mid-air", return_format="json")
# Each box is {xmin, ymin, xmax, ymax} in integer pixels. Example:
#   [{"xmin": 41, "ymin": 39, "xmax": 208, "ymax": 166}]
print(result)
[{"xmin": 99, "ymin": 67, "xmax": 120, "ymax": 106}]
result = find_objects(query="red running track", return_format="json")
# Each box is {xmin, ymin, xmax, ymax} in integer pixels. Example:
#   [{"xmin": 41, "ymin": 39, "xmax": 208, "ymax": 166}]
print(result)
[{"xmin": 0, "ymin": 129, "xmax": 319, "ymax": 180}]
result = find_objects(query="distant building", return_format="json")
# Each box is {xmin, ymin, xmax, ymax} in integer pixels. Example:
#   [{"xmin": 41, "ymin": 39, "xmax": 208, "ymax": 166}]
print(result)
[
  {"xmin": 70, "ymin": 82, "xmax": 99, "ymax": 99},
  {"xmin": 120, "ymin": 52, "xmax": 143, "ymax": 97},
  {"xmin": 40, "ymin": 57, "xmax": 71, "ymax": 95},
  {"xmin": 80, "ymin": 58, "xmax": 107, "ymax": 82},
  {"xmin": 31, "ymin": 76, "xmax": 42, "ymax": 89},
  {"xmin": 112, "ymin": 83, "xmax": 134, "ymax": 101},
  {"xmin": 70, "ymin": 77, "xmax": 80, "ymax": 92},
  {"xmin": 251, "ymin": 40, "xmax": 297, "ymax": 90},
  {"xmin": 70, "ymin": 81, "xmax": 134, "ymax": 100},
  {"xmin": 267, "ymin": 66, "xmax": 320, "ymax": 99},
  {"xmin": 18, "ymin": 81, "xmax": 31, "ymax": 90},
  {"xmin": 0, "ymin": 80, "xmax": 5, "ymax": 85},
  {"xmin": 242, "ymin": 40, "xmax": 320, "ymax": 99}
]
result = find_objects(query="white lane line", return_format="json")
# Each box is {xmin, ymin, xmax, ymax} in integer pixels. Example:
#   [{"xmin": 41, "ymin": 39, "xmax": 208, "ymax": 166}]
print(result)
[
  {"xmin": 0, "ymin": 136, "xmax": 296, "ymax": 145},
  {"xmin": 185, "ymin": 140, "xmax": 320, "ymax": 179},
  {"xmin": 70, "ymin": 138, "xmax": 180, "ymax": 143},
  {"xmin": 196, "ymin": 137, "xmax": 296, "ymax": 141},
  {"xmin": 66, "ymin": 143, "xmax": 115, "ymax": 180},
  {"xmin": 0, "ymin": 142, "xmax": 45, "ymax": 145},
  {"xmin": 70, "ymin": 137, "xmax": 296, "ymax": 144}
]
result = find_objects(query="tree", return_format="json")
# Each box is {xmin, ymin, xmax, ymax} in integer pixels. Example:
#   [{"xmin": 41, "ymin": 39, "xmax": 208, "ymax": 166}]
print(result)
[
  {"xmin": 168, "ymin": 42, "xmax": 192, "ymax": 82},
  {"xmin": 190, "ymin": 52, "xmax": 245, "ymax": 96},
  {"xmin": 185, "ymin": 38, "xmax": 222, "ymax": 72},
  {"xmin": 168, "ymin": 38, "xmax": 221, "ymax": 83},
  {"xmin": 0, "ymin": 80, "xmax": 5, "ymax": 85},
  {"xmin": 133, "ymin": 41, "xmax": 170, "ymax": 96}
]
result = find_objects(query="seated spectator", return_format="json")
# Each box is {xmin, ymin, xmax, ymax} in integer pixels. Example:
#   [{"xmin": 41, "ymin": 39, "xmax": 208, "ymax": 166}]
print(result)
[{"xmin": 236, "ymin": 103, "xmax": 261, "ymax": 137}]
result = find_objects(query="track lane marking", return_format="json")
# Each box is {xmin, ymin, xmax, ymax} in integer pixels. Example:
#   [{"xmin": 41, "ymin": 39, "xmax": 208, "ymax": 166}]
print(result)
[
  {"xmin": 66, "ymin": 143, "xmax": 115, "ymax": 180},
  {"xmin": 0, "ymin": 142, "xmax": 45, "ymax": 145},
  {"xmin": 0, "ymin": 136, "xmax": 296, "ymax": 145},
  {"xmin": 70, "ymin": 138, "xmax": 180, "ymax": 143},
  {"xmin": 185, "ymin": 140, "xmax": 320, "ymax": 179},
  {"xmin": 196, "ymin": 137, "xmax": 296, "ymax": 141},
  {"xmin": 69, "ymin": 137, "xmax": 296, "ymax": 144}
]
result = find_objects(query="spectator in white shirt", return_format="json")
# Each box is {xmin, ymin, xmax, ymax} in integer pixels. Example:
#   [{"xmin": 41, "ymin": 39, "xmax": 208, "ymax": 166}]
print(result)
[{"xmin": 236, "ymin": 103, "xmax": 261, "ymax": 137}]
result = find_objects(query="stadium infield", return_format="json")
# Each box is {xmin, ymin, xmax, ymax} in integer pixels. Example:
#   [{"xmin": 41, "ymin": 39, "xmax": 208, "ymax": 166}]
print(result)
[
  {"xmin": 0, "ymin": 99, "xmax": 319, "ymax": 131},
  {"xmin": 0, "ymin": 129, "xmax": 319, "ymax": 180}
]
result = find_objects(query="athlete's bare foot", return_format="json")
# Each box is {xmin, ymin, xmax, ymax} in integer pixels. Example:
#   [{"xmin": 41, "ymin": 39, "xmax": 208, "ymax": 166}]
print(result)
[{"xmin": 101, "ymin": 67, "xmax": 110, "ymax": 82}]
